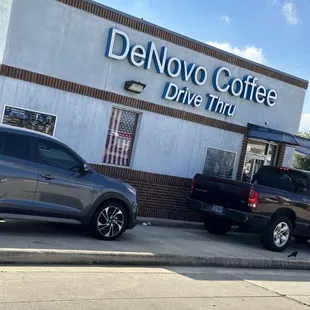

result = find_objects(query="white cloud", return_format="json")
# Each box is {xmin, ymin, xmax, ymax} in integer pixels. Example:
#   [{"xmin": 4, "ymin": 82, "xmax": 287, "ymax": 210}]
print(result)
[
  {"xmin": 221, "ymin": 15, "xmax": 230, "ymax": 24},
  {"xmin": 300, "ymin": 113, "xmax": 310, "ymax": 131},
  {"xmin": 206, "ymin": 41, "xmax": 268, "ymax": 65},
  {"xmin": 282, "ymin": 1, "xmax": 300, "ymax": 25}
]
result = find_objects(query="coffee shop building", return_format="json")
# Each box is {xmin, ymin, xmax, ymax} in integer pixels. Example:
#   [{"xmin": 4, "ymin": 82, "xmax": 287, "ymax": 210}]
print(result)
[{"xmin": 0, "ymin": 0, "xmax": 308, "ymax": 221}]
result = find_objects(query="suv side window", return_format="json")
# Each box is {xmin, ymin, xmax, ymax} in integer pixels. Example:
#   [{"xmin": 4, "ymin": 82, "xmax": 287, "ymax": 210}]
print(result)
[
  {"xmin": 0, "ymin": 132, "xmax": 31, "ymax": 161},
  {"xmin": 35, "ymin": 139, "xmax": 83, "ymax": 172},
  {"xmin": 253, "ymin": 167, "xmax": 294, "ymax": 192}
]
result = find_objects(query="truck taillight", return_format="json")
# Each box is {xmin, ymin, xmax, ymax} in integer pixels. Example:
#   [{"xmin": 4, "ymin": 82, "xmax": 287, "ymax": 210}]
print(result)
[
  {"xmin": 190, "ymin": 179, "xmax": 195, "ymax": 194},
  {"xmin": 280, "ymin": 166, "xmax": 291, "ymax": 171},
  {"xmin": 248, "ymin": 189, "xmax": 259, "ymax": 209}
]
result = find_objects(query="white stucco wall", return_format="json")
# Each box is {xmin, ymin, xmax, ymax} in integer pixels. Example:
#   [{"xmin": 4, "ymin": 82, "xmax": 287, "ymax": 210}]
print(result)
[
  {"xmin": 0, "ymin": 76, "xmax": 111, "ymax": 164},
  {"xmin": 0, "ymin": 76, "xmax": 243, "ymax": 179},
  {"xmin": 283, "ymin": 147, "xmax": 295, "ymax": 168},
  {"xmin": 0, "ymin": 0, "xmax": 13, "ymax": 63},
  {"xmin": 132, "ymin": 112, "xmax": 243, "ymax": 178},
  {"xmin": 2, "ymin": 0, "xmax": 307, "ymax": 135},
  {"xmin": 0, "ymin": 0, "xmax": 307, "ymax": 174}
]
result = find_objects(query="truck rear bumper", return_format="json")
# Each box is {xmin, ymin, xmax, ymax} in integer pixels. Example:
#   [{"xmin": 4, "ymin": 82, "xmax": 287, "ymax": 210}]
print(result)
[{"xmin": 187, "ymin": 198, "xmax": 269, "ymax": 230}]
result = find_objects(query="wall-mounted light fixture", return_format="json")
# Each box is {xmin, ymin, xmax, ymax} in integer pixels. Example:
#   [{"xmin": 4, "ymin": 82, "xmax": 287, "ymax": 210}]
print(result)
[{"xmin": 124, "ymin": 80, "xmax": 146, "ymax": 94}]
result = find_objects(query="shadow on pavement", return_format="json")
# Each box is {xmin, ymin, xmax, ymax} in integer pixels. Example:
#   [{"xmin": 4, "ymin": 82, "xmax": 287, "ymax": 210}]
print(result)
[
  {"xmin": 0, "ymin": 220, "xmax": 85, "ymax": 236},
  {"xmin": 185, "ymin": 225, "xmax": 310, "ymax": 252},
  {"xmin": 165, "ymin": 267, "xmax": 310, "ymax": 282}
]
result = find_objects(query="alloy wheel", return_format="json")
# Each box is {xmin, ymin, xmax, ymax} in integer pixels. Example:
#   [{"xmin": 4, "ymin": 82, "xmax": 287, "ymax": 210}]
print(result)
[
  {"xmin": 273, "ymin": 222, "xmax": 290, "ymax": 247},
  {"xmin": 97, "ymin": 206, "xmax": 124, "ymax": 238}
]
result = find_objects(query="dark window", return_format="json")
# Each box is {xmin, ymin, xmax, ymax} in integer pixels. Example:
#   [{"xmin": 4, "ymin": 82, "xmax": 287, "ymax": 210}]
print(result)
[
  {"xmin": 253, "ymin": 167, "xmax": 294, "ymax": 192},
  {"xmin": 0, "ymin": 132, "xmax": 31, "ymax": 161},
  {"xmin": 203, "ymin": 147, "xmax": 236, "ymax": 179},
  {"xmin": 35, "ymin": 139, "xmax": 82, "ymax": 172},
  {"xmin": 253, "ymin": 167, "xmax": 310, "ymax": 194},
  {"xmin": 290, "ymin": 171, "xmax": 309, "ymax": 194}
]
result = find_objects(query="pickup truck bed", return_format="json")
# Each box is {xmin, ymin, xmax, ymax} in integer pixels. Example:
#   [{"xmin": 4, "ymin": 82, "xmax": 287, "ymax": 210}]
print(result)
[{"xmin": 187, "ymin": 166, "xmax": 310, "ymax": 252}]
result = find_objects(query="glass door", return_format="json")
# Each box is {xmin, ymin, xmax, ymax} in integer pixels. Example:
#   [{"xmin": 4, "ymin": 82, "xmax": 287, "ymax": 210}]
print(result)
[
  {"xmin": 242, "ymin": 155, "xmax": 265, "ymax": 182},
  {"xmin": 253, "ymin": 158, "xmax": 264, "ymax": 175},
  {"xmin": 242, "ymin": 140, "xmax": 279, "ymax": 182}
]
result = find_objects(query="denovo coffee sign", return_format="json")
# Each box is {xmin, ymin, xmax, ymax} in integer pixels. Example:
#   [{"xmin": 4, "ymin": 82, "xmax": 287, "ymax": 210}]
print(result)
[{"xmin": 105, "ymin": 28, "xmax": 277, "ymax": 117}]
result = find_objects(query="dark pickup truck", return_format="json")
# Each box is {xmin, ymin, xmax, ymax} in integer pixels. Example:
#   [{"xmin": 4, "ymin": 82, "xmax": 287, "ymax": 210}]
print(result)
[{"xmin": 187, "ymin": 166, "xmax": 310, "ymax": 252}]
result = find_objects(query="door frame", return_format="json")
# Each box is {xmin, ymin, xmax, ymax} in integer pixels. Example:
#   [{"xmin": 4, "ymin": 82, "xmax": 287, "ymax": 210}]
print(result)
[
  {"xmin": 243, "ymin": 139, "xmax": 280, "ymax": 181},
  {"xmin": 244, "ymin": 154, "xmax": 266, "ymax": 181}
]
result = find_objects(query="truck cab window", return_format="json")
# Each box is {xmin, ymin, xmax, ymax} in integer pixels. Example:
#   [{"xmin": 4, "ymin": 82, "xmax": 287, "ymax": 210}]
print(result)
[
  {"xmin": 290, "ymin": 171, "xmax": 309, "ymax": 194},
  {"xmin": 253, "ymin": 167, "xmax": 294, "ymax": 192}
]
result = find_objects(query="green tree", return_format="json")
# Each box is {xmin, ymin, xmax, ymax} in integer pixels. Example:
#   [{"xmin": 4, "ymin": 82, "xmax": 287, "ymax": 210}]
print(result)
[{"xmin": 293, "ymin": 131, "xmax": 310, "ymax": 171}]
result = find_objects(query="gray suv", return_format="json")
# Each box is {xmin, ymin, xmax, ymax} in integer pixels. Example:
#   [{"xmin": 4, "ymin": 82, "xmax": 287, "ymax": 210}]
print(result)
[{"xmin": 0, "ymin": 125, "xmax": 138, "ymax": 240}]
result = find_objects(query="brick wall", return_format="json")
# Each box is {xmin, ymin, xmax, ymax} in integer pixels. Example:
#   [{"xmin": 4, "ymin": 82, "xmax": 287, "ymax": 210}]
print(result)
[
  {"xmin": 276, "ymin": 143, "xmax": 286, "ymax": 167},
  {"xmin": 91, "ymin": 142, "xmax": 286, "ymax": 222},
  {"xmin": 91, "ymin": 164, "xmax": 204, "ymax": 222},
  {"xmin": 0, "ymin": 65, "xmax": 246, "ymax": 135},
  {"xmin": 236, "ymin": 135, "xmax": 249, "ymax": 180}
]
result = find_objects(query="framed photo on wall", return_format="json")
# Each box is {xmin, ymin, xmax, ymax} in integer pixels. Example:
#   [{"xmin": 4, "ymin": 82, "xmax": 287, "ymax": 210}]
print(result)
[{"xmin": 1, "ymin": 105, "xmax": 57, "ymax": 137}]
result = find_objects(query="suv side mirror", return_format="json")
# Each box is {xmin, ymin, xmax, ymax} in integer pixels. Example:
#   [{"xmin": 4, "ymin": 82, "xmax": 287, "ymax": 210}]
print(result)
[{"xmin": 82, "ymin": 163, "xmax": 90, "ymax": 174}]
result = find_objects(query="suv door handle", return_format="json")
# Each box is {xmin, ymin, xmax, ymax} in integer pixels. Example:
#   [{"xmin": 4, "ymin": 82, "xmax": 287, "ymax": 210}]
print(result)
[{"xmin": 40, "ymin": 173, "xmax": 55, "ymax": 180}]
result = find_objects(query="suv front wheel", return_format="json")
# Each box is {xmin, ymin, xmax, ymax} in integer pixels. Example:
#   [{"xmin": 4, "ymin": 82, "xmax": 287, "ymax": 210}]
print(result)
[{"xmin": 90, "ymin": 201, "xmax": 127, "ymax": 241}]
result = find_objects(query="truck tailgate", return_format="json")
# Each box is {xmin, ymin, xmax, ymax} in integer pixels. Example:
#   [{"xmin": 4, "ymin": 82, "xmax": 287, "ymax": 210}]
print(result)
[{"xmin": 191, "ymin": 174, "xmax": 252, "ymax": 212}]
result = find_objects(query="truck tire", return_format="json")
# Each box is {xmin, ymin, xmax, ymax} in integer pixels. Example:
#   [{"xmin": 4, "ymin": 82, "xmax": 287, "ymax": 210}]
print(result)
[
  {"xmin": 204, "ymin": 216, "xmax": 232, "ymax": 235},
  {"xmin": 293, "ymin": 235, "xmax": 310, "ymax": 244},
  {"xmin": 261, "ymin": 215, "xmax": 292, "ymax": 252}
]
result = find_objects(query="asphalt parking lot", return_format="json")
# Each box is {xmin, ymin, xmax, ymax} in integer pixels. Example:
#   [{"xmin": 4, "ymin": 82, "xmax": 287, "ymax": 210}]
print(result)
[{"xmin": 0, "ymin": 220, "xmax": 309, "ymax": 262}]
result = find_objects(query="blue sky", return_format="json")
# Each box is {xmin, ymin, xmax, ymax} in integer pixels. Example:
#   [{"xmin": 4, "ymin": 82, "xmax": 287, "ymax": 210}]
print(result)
[{"xmin": 96, "ymin": 0, "xmax": 310, "ymax": 131}]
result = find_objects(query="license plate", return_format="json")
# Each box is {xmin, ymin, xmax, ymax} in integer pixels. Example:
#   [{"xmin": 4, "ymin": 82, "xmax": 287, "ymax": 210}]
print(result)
[
  {"xmin": 212, "ymin": 205, "xmax": 224, "ymax": 214},
  {"xmin": 202, "ymin": 204, "xmax": 224, "ymax": 214}
]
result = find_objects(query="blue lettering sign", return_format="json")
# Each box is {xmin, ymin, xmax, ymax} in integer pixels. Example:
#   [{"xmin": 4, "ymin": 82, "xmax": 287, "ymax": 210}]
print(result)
[{"xmin": 105, "ymin": 27, "xmax": 278, "ymax": 110}]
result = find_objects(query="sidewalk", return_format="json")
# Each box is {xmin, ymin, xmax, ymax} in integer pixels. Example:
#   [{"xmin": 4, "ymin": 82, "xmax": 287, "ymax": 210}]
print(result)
[{"xmin": 0, "ymin": 220, "xmax": 310, "ymax": 269}]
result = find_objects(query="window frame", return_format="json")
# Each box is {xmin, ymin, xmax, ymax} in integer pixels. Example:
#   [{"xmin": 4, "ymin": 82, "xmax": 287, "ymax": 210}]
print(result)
[
  {"xmin": 102, "ymin": 106, "xmax": 141, "ymax": 168},
  {"xmin": 203, "ymin": 146, "xmax": 237, "ymax": 180},
  {"xmin": 247, "ymin": 139, "xmax": 279, "ymax": 166}
]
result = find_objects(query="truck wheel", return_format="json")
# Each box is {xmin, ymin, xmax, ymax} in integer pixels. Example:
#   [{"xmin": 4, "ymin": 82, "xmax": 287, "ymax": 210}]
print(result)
[
  {"xmin": 204, "ymin": 216, "xmax": 232, "ymax": 235},
  {"xmin": 293, "ymin": 235, "xmax": 310, "ymax": 244},
  {"xmin": 261, "ymin": 216, "xmax": 292, "ymax": 252}
]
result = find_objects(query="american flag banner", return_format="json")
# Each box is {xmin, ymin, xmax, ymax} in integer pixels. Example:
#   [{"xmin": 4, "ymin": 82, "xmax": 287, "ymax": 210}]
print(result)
[{"xmin": 103, "ymin": 108, "xmax": 139, "ymax": 166}]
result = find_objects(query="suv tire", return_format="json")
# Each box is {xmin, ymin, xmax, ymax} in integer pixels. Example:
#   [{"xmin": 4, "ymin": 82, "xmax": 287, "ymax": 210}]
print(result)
[
  {"xmin": 90, "ymin": 201, "xmax": 127, "ymax": 241},
  {"xmin": 204, "ymin": 216, "xmax": 232, "ymax": 235},
  {"xmin": 262, "ymin": 215, "xmax": 292, "ymax": 252}
]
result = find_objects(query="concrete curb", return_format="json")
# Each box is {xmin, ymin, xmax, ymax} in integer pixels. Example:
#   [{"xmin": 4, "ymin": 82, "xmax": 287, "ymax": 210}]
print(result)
[{"xmin": 0, "ymin": 248, "xmax": 309, "ymax": 270}]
